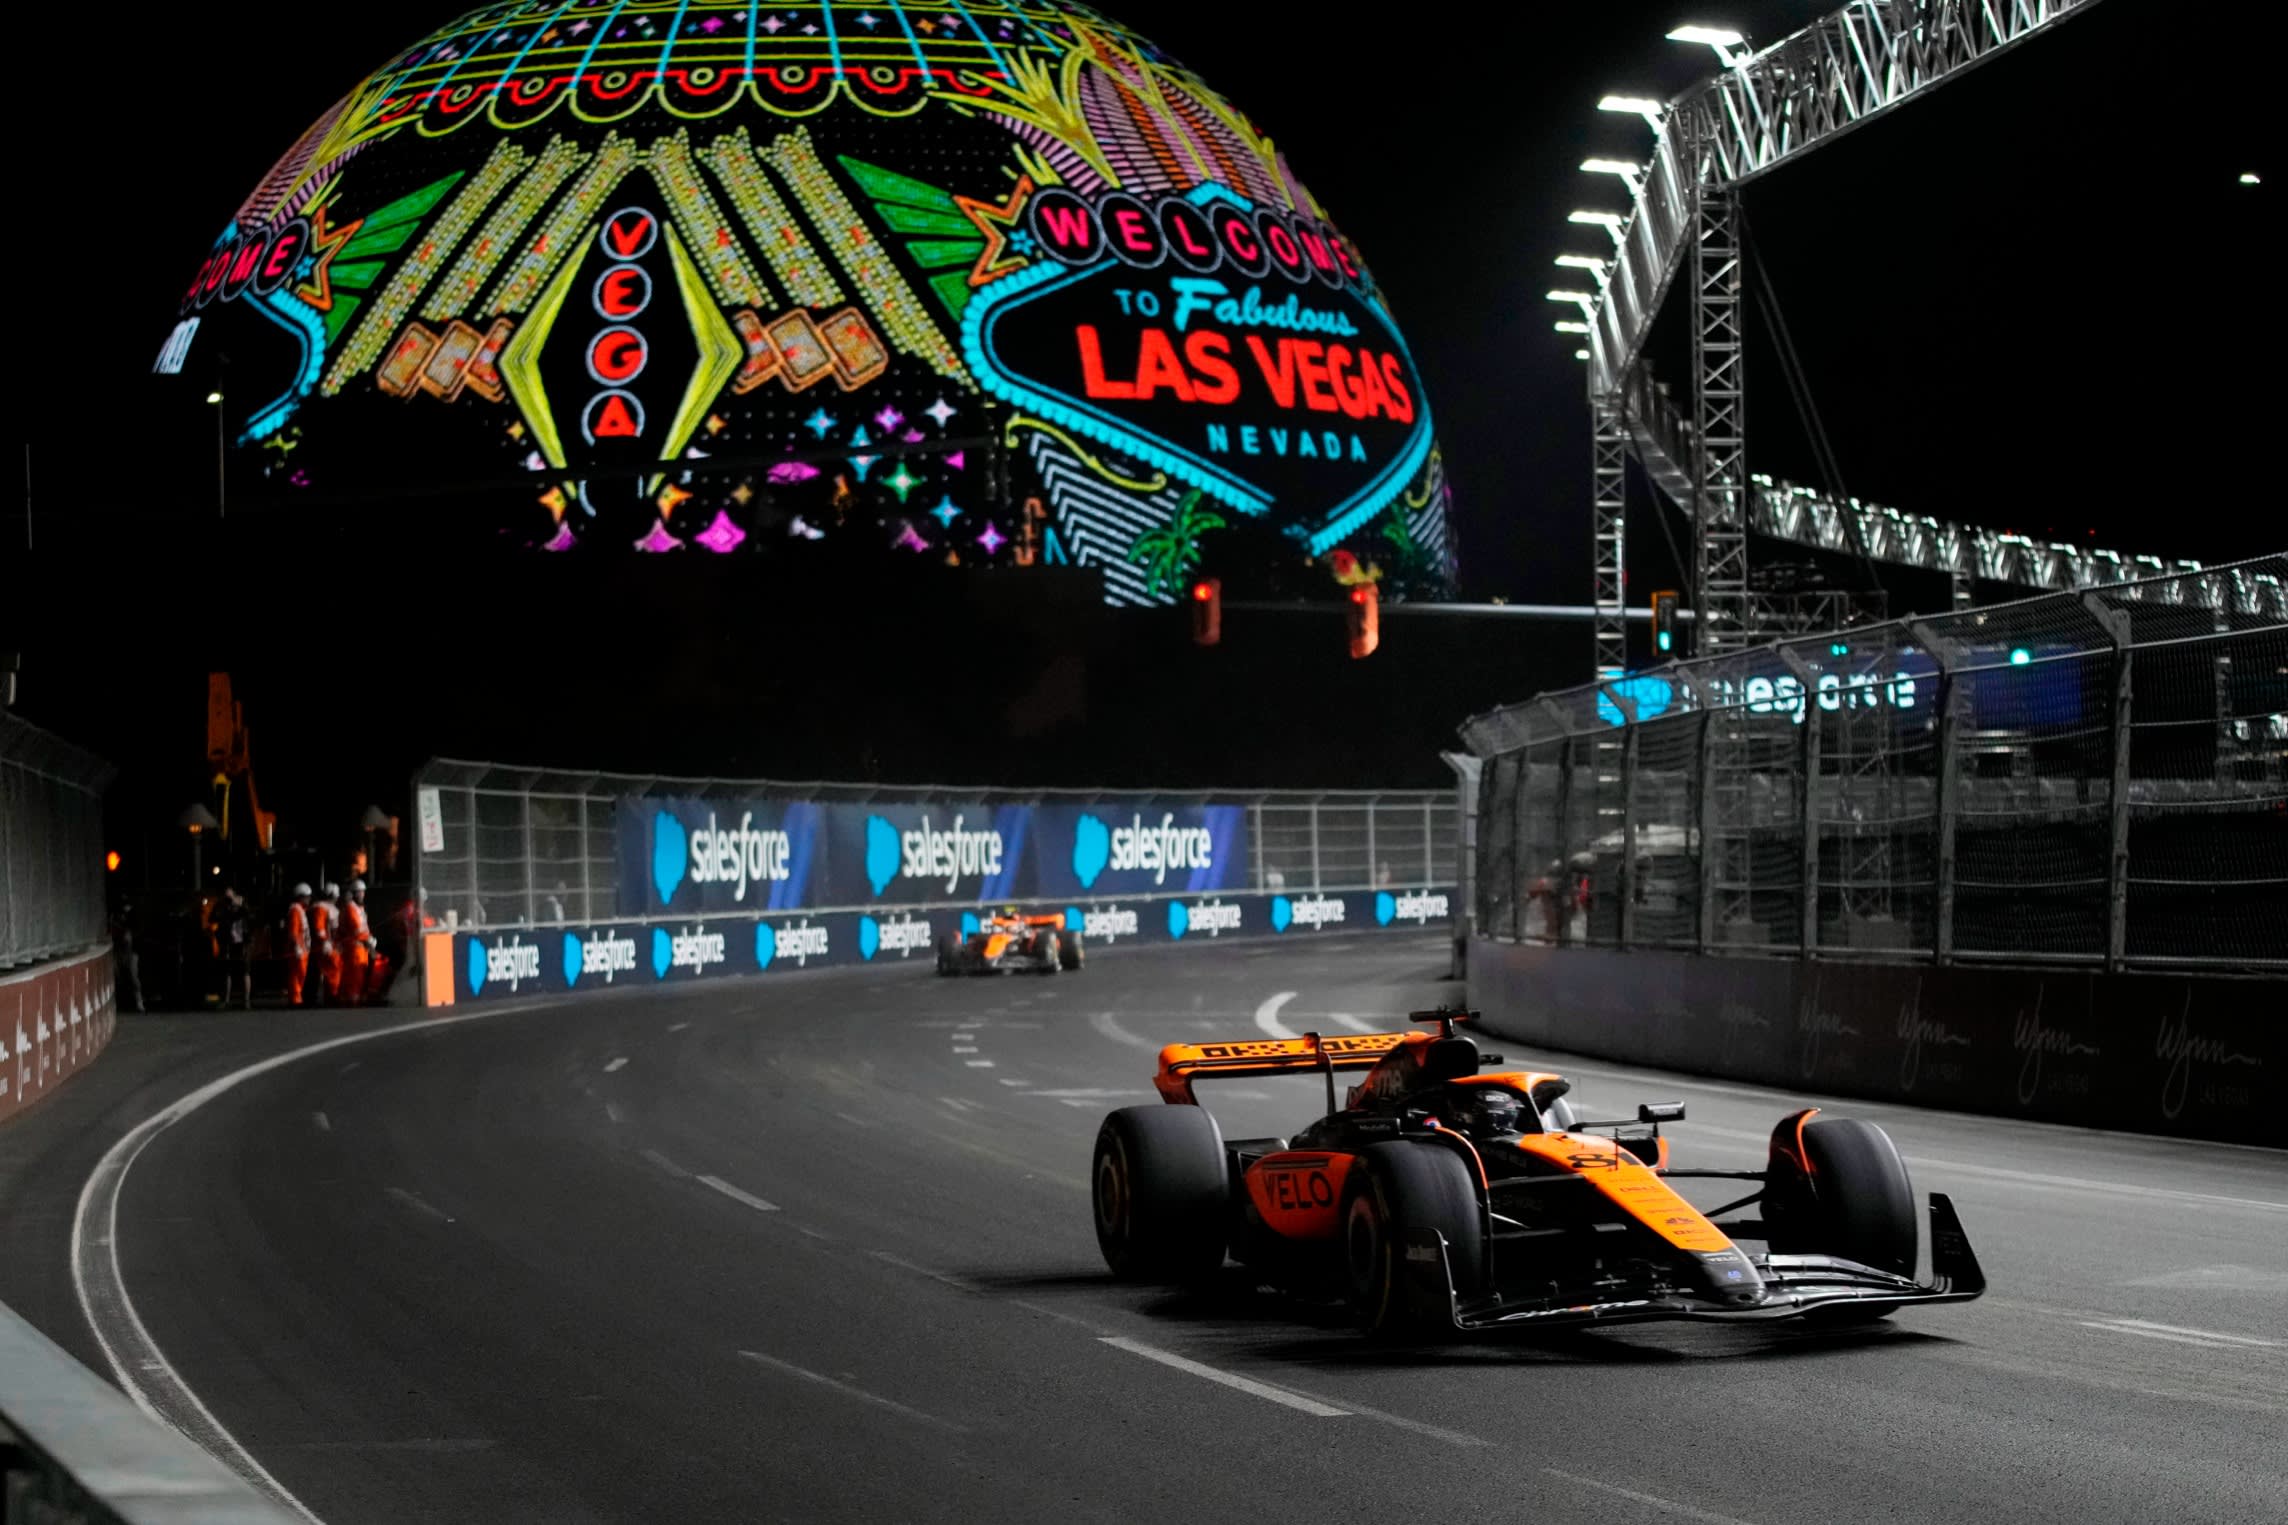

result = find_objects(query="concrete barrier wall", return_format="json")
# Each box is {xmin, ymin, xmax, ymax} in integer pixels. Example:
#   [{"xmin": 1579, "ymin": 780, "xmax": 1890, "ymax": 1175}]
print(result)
[
  {"xmin": 1469, "ymin": 938, "xmax": 2278, "ymax": 1146},
  {"xmin": 0, "ymin": 946, "xmax": 116, "ymax": 1125}
]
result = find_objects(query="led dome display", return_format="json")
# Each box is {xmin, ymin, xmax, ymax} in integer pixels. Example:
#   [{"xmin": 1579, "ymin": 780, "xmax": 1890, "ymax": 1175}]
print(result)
[{"xmin": 161, "ymin": 1, "xmax": 1452, "ymax": 601}]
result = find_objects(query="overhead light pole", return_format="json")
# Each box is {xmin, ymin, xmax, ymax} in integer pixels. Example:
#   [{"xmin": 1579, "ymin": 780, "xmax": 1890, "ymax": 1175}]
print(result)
[{"xmin": 205, "ymin": 391, "xmax": 226, "ymax": 519}]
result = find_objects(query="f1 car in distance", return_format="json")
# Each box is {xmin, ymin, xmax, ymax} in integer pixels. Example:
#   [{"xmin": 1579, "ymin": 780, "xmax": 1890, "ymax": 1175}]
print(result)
[
  {"xmin": 1090, "ymin": 1010, "xmax": 1984, "ymax": 1337},
  {"xmin": 936, "ymin": 909, "xmax": 1084, "ymax": 976}
]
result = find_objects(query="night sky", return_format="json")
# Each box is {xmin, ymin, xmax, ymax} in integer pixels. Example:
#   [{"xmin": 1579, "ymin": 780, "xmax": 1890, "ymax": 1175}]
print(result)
[{"xmin": 12, "ymin": 0, "xmax": 2276, "ymax": 600}]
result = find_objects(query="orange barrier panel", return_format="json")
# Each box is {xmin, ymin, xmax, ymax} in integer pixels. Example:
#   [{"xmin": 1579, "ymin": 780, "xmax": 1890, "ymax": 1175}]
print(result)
[{"xmin": 0, "ymin": 947, "xmax": 118, "ymax": 1125}]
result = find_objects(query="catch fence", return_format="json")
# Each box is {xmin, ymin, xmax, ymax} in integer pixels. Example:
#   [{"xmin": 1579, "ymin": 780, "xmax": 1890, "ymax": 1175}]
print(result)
[
  {"xmin": 412, "ymin": 762, "xmax": 1456, "ymax": 928},
  {"xmin": 1459, "ymin": 554, "xmax": 2288, "ymax": 972},
  {"xmin": 0, "ymin": 712, "xmax": 114, "ymax": 969}
]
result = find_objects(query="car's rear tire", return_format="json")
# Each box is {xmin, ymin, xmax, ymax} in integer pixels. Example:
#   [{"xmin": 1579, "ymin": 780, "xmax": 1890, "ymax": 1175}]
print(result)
[
  {"xmin": 1036, "ymin": 931, "xmax": 1061, "ymax": 974},
  {"xmin": 1340, "ymin": 1142, "xmax": 1482, "ymax": 1339},
  {"xmin": 1093, "ymin": 1105, "xmax": 1227, "ymax": 1284},
  {"xmin": 1059, "ymin": 930, "xmax": 1086, "ymax": 972},
  {"xmin": 935, "ymin": 935, "xmax": 959, "ymax": 976},
  {"xmin": 1766, "ymin": 1114, "xmax": 1916, "ymax": 1321}
]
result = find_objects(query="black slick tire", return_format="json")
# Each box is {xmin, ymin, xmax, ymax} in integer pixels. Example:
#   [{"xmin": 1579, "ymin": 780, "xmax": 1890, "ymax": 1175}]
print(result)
[
  {"xmin": 1092, "ymin": 1105, "xmax": 1227, "ymax": 1284},
  {"xmin": 1037, "ymin": 931, "xmax": 1061, "ymax": 975},
  {"xmin": 1058, "ymin": 930, "xmax": 1086, "ymax": 972},
  {"xmin": 1340, "ymin": 1141, "xmax": 1482, "ymax": 1340},
  {"xmin": 1766, "ymin": 1115, "xmax": 1917, "ymax": 1321}
]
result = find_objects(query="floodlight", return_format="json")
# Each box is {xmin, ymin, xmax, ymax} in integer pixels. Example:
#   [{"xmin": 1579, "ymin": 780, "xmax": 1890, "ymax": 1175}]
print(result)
[
  {"xmin": 1553, "ymin": 320, "xmax": 1590, "ymax": 333},
  {"xmin": 1574, "ymin": 349, "xmax": 1590, "ymax": 360},
  {"xmin": 1554, "ymin": 255, "xmax": 1608, "ymax": 281},
  {"xmin": 2241, "ymin": 172, "xmax": 2262, "ymax": 185},
  {"xmin": 1667, "ymin": 25, "xmax": 1744, "ymax": 47},
  {"xmin": 1545, "ymin": 290, "xmax": 1596, "ymax": 311},
  {"xmin": 1598, "ymin": 96, "xmax": 1665, "ymax": 120},
  {"xmin": 1569, "ymin": 210, "xmax": 1626, "ymax": 247},
  {"xmin": 1580, "ymin": 159, "xmax": 1643, "ymax": 180},
  {"xmin": 205, "ymin": 391, "xmax": 224, "ymax": 404}
]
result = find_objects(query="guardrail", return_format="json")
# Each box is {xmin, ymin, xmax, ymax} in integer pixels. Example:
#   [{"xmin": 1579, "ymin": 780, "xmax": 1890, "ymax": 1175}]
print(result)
[{"xmin": 1, "ymin": 1298, "xmax": 300, "ymax": 1524}]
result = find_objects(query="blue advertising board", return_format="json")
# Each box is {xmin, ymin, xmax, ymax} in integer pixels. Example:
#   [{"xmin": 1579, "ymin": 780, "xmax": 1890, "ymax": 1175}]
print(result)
[
  {"xmin": 615, "ymin": 797, "xmax": 1253, "ymax": 917},
  {"xmin": 446, "ymin": 884, "xmax": 1454, "ymax": 1005}
]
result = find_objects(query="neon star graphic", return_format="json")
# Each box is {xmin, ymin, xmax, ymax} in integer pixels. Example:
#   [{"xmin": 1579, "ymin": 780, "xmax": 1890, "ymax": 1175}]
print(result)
[
  {"xmin": 929, "ymin": 496, "xmax": 960, "ymax": 528},
  {"xmin": 955, "ymin": 175, "xmax": 1035, "ymax": 287},
  {"xmin": 874, "ymin": 405, "xmax": 904, "ymax": 433},
  {"xmin": 924, "ymin": 396, "xmax": 956, "ymax": 428},
  {"xmin": 885, "ymin": 462, "xmax": 919, "ymax": 502},
  {"xmin": 976, "ymin": 522, "xmax": 1006, "ymax": 555},
  {"xmin": 849, "ymin": 453, "xmax": 879, "ymax": 481},
  {"xmin": 804, "ymin": 407, "xmax": 836, "ymax": 439},
  {"xmin": 294, "ymin": 203, "xmax": 362, "ymax": 314}
]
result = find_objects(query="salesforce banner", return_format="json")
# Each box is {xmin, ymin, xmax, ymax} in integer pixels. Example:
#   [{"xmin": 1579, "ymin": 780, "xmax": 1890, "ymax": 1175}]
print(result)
[
  {"xmin": 1032, "ymin": 804, "xmax": 1249, "ymax": 899},
  {"xmin": 448, "ymin": 885, "xmax": 1453, "ymax": 1005},
  {"xmin": 617, "ymin": 797, "xmax": 1250, "ymax": 915}
]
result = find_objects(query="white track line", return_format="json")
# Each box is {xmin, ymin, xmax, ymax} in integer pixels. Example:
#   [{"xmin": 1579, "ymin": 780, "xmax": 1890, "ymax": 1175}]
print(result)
[
  {"xmin": 965, "ymin": 1059, "xmax": 996, "ymax": 1068},
  {"xmin": 1088, "ymin": 1011, "xmax": 1155, "ymax": 1050},
  {"xmin": 1324, "ymin": 1011, "xmax": 1379, "ymax": 1033},
  {"xmin": 666, "ymin": 1022, "xmax": 690, "ymax": 1033},
  {"xmin": 1542, "ymin": 1467, "xmax": 1762, "ymax": 1525},
  {"xmin": 603, "ymin": 1056, "xmax": 628, "ymax": 1073},
  {"xmin": 868, "ymin": 1251, "xmax": 985, "ymax": 1295},
  {"xmin": 384, "ymin": 1187, "xmax": 454, "ymax": 1225},
  {"xmin": 696, "ymin": 1174, "xmax": 779, "ymax": 1213},
  {"xmin": 1099, "ymin": 1336, "xmax": 1346, "ymax": 1417},
  {"xmin": 738, "ymin": 1350, "xmax": 965, "ymax": 1432},
  {"xmin": 71, "ymin": 1004, "xmax": 550, "ymax": 1523},
  {"xmin": 640, "ymin": 1148, "xmax": 690, "ymax": 1179},
  {"xmin": 1254, "ymin": 991, "xmax": 1300, "ymax": 1039},
  {"xmin": 2081, "ymin": 1319, "xmax": 2280, "ymax": 1350}
]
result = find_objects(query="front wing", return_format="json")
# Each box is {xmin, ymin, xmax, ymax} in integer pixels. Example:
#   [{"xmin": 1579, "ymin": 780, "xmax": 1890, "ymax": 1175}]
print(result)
[{"xmin": 1402, "ymin": 1193, "xmax": 1986, "ymax": 1333}]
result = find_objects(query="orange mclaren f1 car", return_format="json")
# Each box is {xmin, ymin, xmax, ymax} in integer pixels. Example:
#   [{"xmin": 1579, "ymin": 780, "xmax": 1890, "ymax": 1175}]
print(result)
[
  {"xmin": 1090, "ymin": 1010, "xmax": 1984, "ymax": 1337},
  {"xmin": 936, "ymin": 910, "xmax": 1084, "ymax": 976}
]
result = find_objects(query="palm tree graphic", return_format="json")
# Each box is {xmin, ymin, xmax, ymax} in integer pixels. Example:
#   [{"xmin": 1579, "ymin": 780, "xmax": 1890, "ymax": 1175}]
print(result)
[{"xmin": 1125, "ymin": 489, "xmax": 1226, "ymax": 598}]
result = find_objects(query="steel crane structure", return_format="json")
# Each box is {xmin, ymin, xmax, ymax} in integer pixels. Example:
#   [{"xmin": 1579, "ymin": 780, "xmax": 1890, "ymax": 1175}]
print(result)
[{"xmin": 1578, "ymin": 0, "xmax": 2104, "ymax": 677}]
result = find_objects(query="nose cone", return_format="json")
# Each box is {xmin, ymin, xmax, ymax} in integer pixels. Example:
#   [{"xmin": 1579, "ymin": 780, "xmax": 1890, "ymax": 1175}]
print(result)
[{"xmin": 1696, "ymin": 1248, "xmax": 1765, "ymax": 1304}]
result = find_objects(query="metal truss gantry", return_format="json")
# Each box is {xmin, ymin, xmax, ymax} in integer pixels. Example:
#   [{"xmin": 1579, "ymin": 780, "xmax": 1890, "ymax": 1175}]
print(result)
[{"xmin": 1584, "ymin": 0, "xmax": 2104, "ymax": 674}]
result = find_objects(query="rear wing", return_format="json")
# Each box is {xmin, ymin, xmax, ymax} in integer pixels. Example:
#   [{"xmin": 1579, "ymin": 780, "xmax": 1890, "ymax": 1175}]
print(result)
[{"xmin": 1155, "ymin": 1031, "xmax": 1415, "ymax": 1104}]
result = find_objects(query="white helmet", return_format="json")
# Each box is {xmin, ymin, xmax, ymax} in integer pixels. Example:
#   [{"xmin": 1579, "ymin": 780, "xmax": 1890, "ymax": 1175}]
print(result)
[
  {"xmin": 323, "ymin": 882, "xmax": 340, "ymax": 899},
  {"xmin": 349, "ymin": 879, "xmax": 366, "ymax": 895},
  {"xmin": 292, "ymin": 882, "xmax": 312, "ymax": 898}
]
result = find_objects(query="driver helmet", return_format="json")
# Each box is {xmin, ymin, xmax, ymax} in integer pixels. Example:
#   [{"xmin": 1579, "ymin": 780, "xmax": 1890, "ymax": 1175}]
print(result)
[{"xmin": 1453, "ymin": 1087, "xmax": 1530, "ymax": 1139}]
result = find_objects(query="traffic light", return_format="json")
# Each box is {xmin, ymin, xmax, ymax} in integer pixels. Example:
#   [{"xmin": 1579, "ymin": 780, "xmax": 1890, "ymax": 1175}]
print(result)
[
  {"xmin": 1650, "ymin": 589, "xmax": 1680, "ymax": 655},
  {"xmin": 1189, "ymin": 577, "xmax": 1221, "ymax": 646},
  {"xmin": 105, "ymin": 850, "xmax": 121, "ymax": 873},
  {"xmin": 1347, "ymin": 582, "xmax": 1380, "ymax": 660}
]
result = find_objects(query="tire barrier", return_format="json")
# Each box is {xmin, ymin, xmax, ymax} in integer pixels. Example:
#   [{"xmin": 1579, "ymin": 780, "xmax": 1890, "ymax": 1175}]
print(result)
[
  {"xmin": 0, "ymin": 946, "xmax": 118, "ymax": 1126},
  {"xmin": 428, "ymin": 887, "xmax": 1455, "ymax": 1006},
  {"xmin": 1468, "ymin": 938, "xmax": 2279, "ymax": 1146}
]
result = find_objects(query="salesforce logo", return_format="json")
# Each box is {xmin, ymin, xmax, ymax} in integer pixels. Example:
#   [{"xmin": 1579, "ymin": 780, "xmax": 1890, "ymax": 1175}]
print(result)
[
  {"xmin": 652, "ymin": 925, "xmax": 728, "ymax": 978},
  {"xmin": 687, "ymin": 812, "xmax": 793, "ymax": 902},
  {"xmin": 858, "ymin": 913, "xmax": 934, "ymax": 960},
  {"xmin": 1075, "ymin": 812, "xmax": 1214, "ymax": 889},
  {"xmin": 467, "ymin": 935, "xmax": 542, "ymax": 996},
  {"xmin": 1376, "ymin": 890, "xmax": 1451, "ymax": 926},
  {"xmin": 563, "ymin": 929, "xmax": 640, "ymax": 986},
  {"xmin": 1271, "ymin": 894, "xmax": 1345, "ymax": 933},
  {"xmin": 654, "ymin": 809, "xmax": 794, "ymax": 904},
  {"xmin": 1066, "ymin": 904, "xmax": 1139, "ymax": 943},
  {"xmin": 876, "ymin": 812, "xmax": 1004, "ymax": 896},
  {"xmin": 1167, "ymin": 899, "xmax": 1242, "ymax": 940},
  {"xmin": 756, "ymin": 920, "xmax": 831, "ymax": 969}
]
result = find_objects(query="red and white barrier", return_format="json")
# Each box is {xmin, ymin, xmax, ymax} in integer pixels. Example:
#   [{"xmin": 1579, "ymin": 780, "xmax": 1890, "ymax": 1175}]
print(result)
[{"xmin": 0, "ymin": 947, "xmax": 117, "ymax": 1125}]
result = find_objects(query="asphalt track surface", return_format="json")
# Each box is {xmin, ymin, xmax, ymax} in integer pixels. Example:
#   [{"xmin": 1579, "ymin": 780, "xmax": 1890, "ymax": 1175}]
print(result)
[{"xmin": 53, "ymin": 938, "xmax": 2288, "ymax": 1523}]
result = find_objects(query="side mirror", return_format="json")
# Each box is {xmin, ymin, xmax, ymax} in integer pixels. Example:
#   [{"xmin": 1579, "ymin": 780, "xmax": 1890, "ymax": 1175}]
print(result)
[{"xmin": 1637, "ymin": 1102, "xmax": 1686, "ymax": 1125}]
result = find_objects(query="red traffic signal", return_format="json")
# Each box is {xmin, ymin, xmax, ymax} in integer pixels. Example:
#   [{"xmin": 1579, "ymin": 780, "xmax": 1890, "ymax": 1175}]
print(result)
[
  {"xmin": 1346, "ymin": 582, "xmax": 1379, "ymax": 660},
  {"xmin": 1189, "ymin": 577, "xmax": 1222, "ymax": 646},
  {"xmin": 105, "ymin": 850, "xmax": 121, "ymax": 873}
]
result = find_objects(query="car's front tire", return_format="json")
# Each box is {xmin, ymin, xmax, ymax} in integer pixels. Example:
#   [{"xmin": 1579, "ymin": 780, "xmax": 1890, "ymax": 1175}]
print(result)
[
  {"xmin": 1058, "ymin": 930, "xmax": 1086, "ymax": 972},
  {"xmin": 1340, "ymin": 1142, "xmax": 1482, "ymax": 1340},
  {"xmin": 1093, "ymin": 1105, "xmax": 1227, "ymax": 1284},
  {"xmin": 1035, "ymin": 931, "xmax": 1061, "ymax": 974},
  {"xmin": 1765, "ymin": 1113, "xmax": 1917, "ymax": 1322}
]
